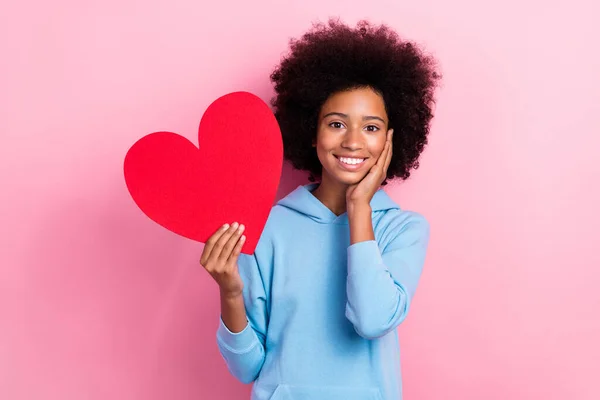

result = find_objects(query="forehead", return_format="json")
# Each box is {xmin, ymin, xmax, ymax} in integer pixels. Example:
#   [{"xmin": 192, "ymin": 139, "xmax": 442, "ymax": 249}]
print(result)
[{"xmin": 320, "ymin": 87, "xmax": 387, "ymax": 117}]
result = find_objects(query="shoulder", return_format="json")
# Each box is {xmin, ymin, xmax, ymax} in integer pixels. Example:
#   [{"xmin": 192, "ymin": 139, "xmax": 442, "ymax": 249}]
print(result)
[
  {"xmin": 377, "ymin": 208, "xmax": 429, "ymax": 229},
  {"xmin": 238, "ymin": 204, "xmax": 292, "ymax": 278},
  {"xmin": 245, "ymin": 204, "xmax": 290, "ymax": 258},
  {"xmin": 259, "ymin": 204, "xmax": 290, "ymax": 238},
  {"xmin": 374, "ymin": 208, "xmax": 430, "ymax": 249}
]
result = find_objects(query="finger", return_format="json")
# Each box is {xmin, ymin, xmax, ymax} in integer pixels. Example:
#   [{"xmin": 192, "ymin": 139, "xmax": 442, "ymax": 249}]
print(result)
[
  {"xmin": 384, "ymin": 130, "xmax": 394, "ymax": 172},
  {"xmin": 219, "ymin": 223, "xmax": 245, "ymax": 262},
  {"xmin": 370, "ymin": 131, "xmax": 393, "ymax": 184},
  {"xmin": 212, "ymin": 222, "xmax": 240, "ymax": 260},
  {"xmin": 200, "ymin": 223, "xmax": 230, "ymax": 266},
  {"xmin": 227, "ymin": 234, "xmax": 246, "ymax": 264},
  {"xmin": 374, "ymin": 133, "xmax": 391, "ymax": 171}
]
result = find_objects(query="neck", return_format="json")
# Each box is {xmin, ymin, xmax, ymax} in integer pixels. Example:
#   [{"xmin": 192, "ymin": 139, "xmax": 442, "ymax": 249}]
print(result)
[{"xmin": 311, "ymin": 175, "xmax": 349, "ymax": 216}]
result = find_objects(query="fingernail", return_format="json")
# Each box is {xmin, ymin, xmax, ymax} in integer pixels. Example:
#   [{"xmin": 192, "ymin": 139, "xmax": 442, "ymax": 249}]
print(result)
[
  {"xmin": 232, "ymin": 222, "xmax": 239, "ymax": 229},
  {"xmin": 241, "ymin": 235, "xmax": 246, "ymax": 241},
  {"xmin": 239, "ymin": 224, "xmax": 245, "ymax": 231},
  {"xmin": 223, "ymin": 224, "xmax": 230, "ymax": 229}
]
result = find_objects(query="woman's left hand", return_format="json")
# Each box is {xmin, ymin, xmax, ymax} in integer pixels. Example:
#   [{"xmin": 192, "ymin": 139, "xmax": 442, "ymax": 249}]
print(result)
[{"xmin": 346, "ymin": 129, "xmax": 393, "ymax": 207}]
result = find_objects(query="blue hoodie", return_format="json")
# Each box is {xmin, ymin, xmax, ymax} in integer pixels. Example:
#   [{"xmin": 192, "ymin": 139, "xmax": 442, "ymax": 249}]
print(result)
[{"xmin": 216, "ymin": 183, "xmax": 430, "ymax": 400}]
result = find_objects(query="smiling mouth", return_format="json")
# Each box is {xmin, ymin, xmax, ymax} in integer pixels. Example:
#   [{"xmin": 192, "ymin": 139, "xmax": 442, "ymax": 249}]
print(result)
[
  {"xmin": 333, "ymin": 155, "xmax": 367, "ymax": 170},
  {"xmin": 334, "ymin": 155, "xmax": 367, "ymax": 164}
]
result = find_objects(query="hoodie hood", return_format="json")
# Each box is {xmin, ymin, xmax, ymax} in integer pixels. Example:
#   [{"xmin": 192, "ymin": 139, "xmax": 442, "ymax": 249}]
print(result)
[{"xmin": 276, "ymin": 183, "xmax": 400, "ymax": 225}]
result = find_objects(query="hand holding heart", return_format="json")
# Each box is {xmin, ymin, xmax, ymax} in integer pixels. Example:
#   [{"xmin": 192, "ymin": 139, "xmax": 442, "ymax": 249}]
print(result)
[{"xmin": 199, "ymin": 222, "xmax": 246, "ymax": 297}]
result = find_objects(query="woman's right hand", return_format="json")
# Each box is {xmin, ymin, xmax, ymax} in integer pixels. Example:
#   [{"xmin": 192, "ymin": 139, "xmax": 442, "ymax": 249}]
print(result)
[{"xmin": 199, "ymin": 222, "xmax": 246, "ymax": 298}]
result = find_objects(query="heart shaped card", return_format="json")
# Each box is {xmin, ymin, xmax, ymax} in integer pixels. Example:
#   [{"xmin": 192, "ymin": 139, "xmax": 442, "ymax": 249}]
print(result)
[{"xmin": 124, "ymin": 91, "xmax": 283, "ymax": 254}]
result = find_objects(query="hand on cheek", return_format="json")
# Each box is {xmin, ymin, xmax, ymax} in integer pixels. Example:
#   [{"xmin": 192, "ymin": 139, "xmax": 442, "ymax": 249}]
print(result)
[{"xmin": 346, "ymin": 129, "xmax": 393, "ymax": 205}]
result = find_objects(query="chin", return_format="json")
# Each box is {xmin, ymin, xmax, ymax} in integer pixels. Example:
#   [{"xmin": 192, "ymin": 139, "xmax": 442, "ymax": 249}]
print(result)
[{"xmin": 330, "ymin": 171, "xmax": 369, "ymax": 186}]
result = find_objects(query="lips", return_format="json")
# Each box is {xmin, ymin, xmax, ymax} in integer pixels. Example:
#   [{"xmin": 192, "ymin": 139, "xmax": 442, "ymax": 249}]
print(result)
[
  {"xmin": 334, "ymin": 154, "xmax": 368, "ymax": 159},
  {"xmin": 333, "ymin": 155, "xmax": 367, "ymax": 171}
]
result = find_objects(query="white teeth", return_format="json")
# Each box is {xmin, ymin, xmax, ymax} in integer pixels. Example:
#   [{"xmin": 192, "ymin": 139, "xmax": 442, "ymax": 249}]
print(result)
[{"xmin": 339, "ymin": 157, "xmax": 365, "ymax": 165}]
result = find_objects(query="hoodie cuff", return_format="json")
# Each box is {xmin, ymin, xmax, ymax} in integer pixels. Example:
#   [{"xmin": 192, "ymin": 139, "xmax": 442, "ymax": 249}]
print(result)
[
  {"xmin": 347, "ymin": 240, "xmax": 384, "ymax": 275},
  {"xmin": 217, "ymin": 316, "xmax": 258, "ymax": 354}
]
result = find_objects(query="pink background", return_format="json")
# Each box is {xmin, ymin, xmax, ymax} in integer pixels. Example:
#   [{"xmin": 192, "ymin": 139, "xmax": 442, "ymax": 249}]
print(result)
[{"xmin": 1, "ymin": 1, "xmax": 599, "ymax": 399}]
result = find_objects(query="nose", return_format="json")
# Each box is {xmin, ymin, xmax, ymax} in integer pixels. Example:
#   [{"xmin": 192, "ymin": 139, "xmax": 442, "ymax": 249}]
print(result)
[{"xmin": 341, "ymin": 126, "xmax": 364, "ymax": 150}]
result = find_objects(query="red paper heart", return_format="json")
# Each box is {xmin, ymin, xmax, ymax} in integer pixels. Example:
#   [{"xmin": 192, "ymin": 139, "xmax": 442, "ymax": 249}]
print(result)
[{"xmin": 124, "ymin": 91, "xmax": 283, "ymax": 254}]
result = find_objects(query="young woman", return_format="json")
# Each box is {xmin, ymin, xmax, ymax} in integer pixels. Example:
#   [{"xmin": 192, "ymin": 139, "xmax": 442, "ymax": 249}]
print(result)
[{"xmin": 200, "ymin": 19, "xmax": 440, "ymax": 400}]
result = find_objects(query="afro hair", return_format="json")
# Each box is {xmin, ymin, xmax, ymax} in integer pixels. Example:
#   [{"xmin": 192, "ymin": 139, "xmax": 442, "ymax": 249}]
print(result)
[{"xmin": 270, "ymin": 18, "xmax": 441, "ymax": 184}]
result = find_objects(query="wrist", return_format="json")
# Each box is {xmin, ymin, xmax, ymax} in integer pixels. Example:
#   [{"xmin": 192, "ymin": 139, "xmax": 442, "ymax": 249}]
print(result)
[
  {"xmin": 348, "ymin": 202, "xmax": 374, "ymax": 244},
  {"xmin": 220, "ymin": 287, "xmax": 243, "ymax": 300},
  {"xmin": 347, "ymin": 201, "xmax": 371, "ymax": 216}
]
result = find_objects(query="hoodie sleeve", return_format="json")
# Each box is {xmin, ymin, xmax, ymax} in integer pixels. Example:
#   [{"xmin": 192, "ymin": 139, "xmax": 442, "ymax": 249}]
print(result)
[
  {"xmin": 216, "ymin": 251, "xmax": 268, "ymax": 384},
  {"xmin": 345, "ymin": 212, "xmax": 430, "ymax": 339}
]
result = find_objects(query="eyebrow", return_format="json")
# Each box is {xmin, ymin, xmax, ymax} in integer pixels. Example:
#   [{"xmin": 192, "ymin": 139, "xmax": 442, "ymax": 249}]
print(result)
[{"xmin": 322, "ymin": 112, "xmax": 386, "ymax": 124}]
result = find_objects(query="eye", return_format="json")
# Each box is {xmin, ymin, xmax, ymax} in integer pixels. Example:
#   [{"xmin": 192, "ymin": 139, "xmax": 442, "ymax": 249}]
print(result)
[
  {"xmin": 365, "ymin": 125, "xmax": 380, "ymax": 132},
  {"xmin": 329, "ymin": 121, "xmax": 345, "ymax": 129}
]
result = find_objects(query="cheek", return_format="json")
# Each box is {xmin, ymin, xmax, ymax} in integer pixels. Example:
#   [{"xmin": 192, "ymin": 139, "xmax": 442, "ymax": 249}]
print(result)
[
  {"xmin": 370, "ymin": 138, "xmax": 387, "ymax": 158},
  {"xmin": 314, "ymin": 141, "xmax": 329, "ymax": 161},
  {"xmin": 315, "ymin": 134, "xmax": 336, "ymax": 154}
]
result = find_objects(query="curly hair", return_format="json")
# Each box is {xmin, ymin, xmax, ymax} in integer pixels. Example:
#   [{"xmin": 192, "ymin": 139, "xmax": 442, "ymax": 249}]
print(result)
[{"xmin": 270, "ymin": 18, "xmax": 441, "ymax": 184}]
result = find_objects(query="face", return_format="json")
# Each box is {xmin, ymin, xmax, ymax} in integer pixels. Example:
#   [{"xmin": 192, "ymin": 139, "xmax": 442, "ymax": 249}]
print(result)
[{"xmin": 314, "ymin": 87, "xmax": 389, "ymax": 187}]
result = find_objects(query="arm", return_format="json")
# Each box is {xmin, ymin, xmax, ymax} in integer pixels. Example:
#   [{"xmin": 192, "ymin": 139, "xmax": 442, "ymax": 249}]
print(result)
[
  {"xmin": 216, "ymin": 252, "xmax": 268, "ymax": 384},
  {"xmin": 220, "ymin": 290, "xmax": 248, "ymax": 334},
  {"xmin": 345, "ymin": 208, "xmax": 430, "ymax": 339}
]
